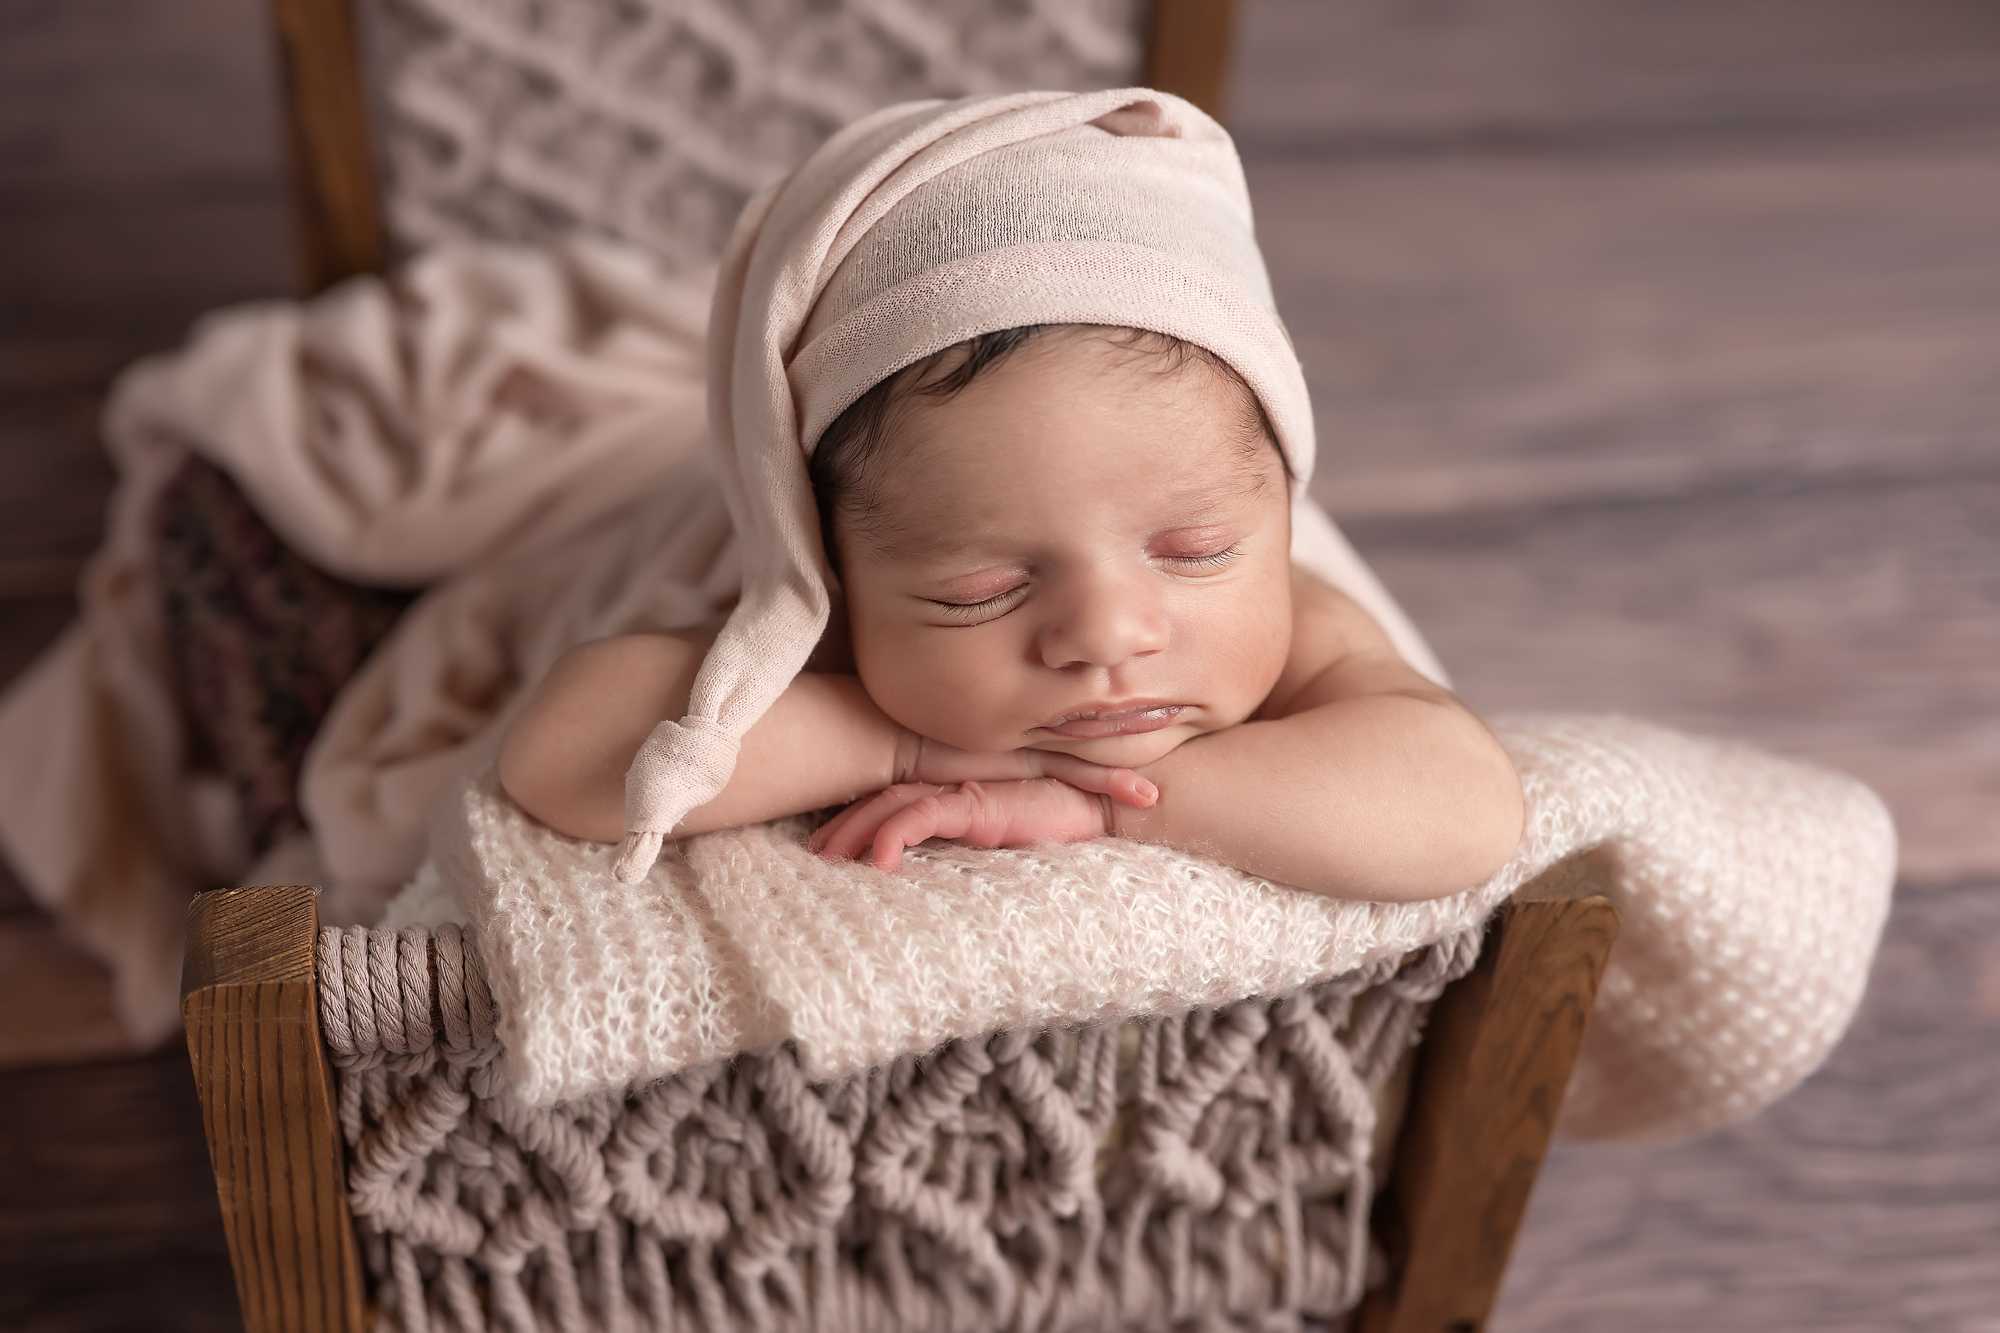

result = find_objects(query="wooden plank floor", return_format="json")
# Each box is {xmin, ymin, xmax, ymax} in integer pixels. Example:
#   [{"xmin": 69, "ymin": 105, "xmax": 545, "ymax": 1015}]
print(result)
[
  {"xmin": 1499, "ymin": 882, "xmax": 2000, "ymax": 1331},
  {"xmin": 1, "ymin": 0, "xmax": 1996, "ymax": 1327},
  {"xmin": 1235, "ymin": 0, "xmax": 2000, "ymax": 884}
]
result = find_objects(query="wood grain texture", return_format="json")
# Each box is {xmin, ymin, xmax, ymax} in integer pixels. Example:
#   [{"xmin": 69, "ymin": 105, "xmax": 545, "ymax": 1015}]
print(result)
[
  {"xmin": 1359, "ymin": 888, "xmax": 1622, "ymax": 1333},
  {"xmin": 1244, "ymin": 133, "xmax": 2000, "ymax": 883},
  {"xmin": 1248, "ymin": 140, "xmax": 2000, "ymax": 490},
  {"xmin": 1229, "ymin": 0, "xmax": 2000, "ymax": 153},
  {"xmin": 269, "ymin": 0, "xmax": 387, "ymax": 290},
  {"xmin": 1343, "ymin": 478, "xmax": 2000, "ymax": 886},
  {"xmin": 0, "ymin": 1049, "xmax": 240, "ymax": 1333},
  {"xmin": 1496, "ymin": 879, "xmax": 2000, "ymax": 1331},
  {"xmin": 0, "ymin": 917, "xmax": 137, "ymax": 1068},
  {"xmin": 1144, "ymin": 0, "xmax": 1236, "ymax": 120},
  {"xmin": 182, "ymin": 886, "xmax": 364, "ymax": 1333}
]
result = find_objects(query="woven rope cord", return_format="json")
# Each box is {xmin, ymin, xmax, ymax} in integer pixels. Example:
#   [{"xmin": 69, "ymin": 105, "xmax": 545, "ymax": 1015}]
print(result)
[{"xmin": 317, "ymin": 921, "xmax": 1482, "ymax": 1331}]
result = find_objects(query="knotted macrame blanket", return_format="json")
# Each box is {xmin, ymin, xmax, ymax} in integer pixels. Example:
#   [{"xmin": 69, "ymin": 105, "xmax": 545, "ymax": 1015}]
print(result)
[{"xmin": 430, "ymin": 710, "xmax": 1894, "ymax": 1143}]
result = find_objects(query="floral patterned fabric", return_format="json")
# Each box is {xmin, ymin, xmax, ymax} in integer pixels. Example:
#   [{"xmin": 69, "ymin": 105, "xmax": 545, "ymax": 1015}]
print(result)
[{"xmin": 153, "ymin": 457, "xmax": 415, "ymax": 857}]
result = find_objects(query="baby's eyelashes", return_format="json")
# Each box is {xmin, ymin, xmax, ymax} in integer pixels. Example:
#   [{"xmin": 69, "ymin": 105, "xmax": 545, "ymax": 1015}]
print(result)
[
  {"xmin": 1157, "ymin": 544, "xmax": 1242, "ymax": 572},
  {"xmin": 1147, "ymin": 522, "xmax": 1247, "ymax": 573},
  {"xmin": 931, "ymin": 584, "xmax": 1030, "ymax": 621}
]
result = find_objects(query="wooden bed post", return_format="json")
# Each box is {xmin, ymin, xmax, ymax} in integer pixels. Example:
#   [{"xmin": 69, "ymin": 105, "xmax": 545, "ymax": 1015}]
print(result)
[
  {"xmin": 269, "ymin": 0, "xmax": 388, "ymax": 292},
  {"xmin": 1357, "ymin": 872, "xmax": 1622, "ymax": 1333},
  {"xmin": 1146, "ymin": 0, "xmax": 1237, "ymax": 119},
  {"xmin": 183, "ymin": 886, "xmax": 365, "ymax": 1333}
]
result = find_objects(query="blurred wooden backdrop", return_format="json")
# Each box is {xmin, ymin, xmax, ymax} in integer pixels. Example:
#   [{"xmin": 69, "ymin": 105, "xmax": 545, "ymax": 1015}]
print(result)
[{"xmin": 2, "ymin": 0, "xmax": 1997, "ymax": 1327}]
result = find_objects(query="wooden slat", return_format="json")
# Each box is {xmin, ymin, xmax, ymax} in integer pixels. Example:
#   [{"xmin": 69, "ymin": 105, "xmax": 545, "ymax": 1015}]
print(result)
[
  {"xmin": 1495, "ymin": 879, "xmax": 2000, "ymax": 1331},
  {"xmin": 0, "ymin": 1047, "xmax": 240, "ymax": 1320},
  {"xmin": 0, "ymin": 915, "xmax": 137, "ymax": 1068},
  {"xmin": 268, "ymin": 0, "xmax": 386, "ymax": 292},
  {"xmin": 1245, "ymin": 134, "xmax": 2000, "ymax": 884},
  {"xmin": 1145, "ymin": 0, "xmax": 1236, "ymax": 120},
  {"xmin": 1228, "ymin": 0, "xmax": 2000, "ymax": 152},
  {"xmin": 181, "ymin": 885, "xmax": 364, "ymax": 1333},
  {"xmin": 1357, "ymin": 878, "xmax": 1621, "ymax": 1333}
]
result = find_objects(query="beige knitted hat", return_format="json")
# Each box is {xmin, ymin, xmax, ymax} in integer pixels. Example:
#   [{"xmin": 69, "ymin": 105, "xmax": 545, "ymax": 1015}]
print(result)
[{"xmin": 613, "ymin": 88, "xmax": 1317, "ymax": 880}]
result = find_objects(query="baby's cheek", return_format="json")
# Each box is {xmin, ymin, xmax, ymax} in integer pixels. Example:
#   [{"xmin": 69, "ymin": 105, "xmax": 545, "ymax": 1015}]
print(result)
[
  {"xmin": 858, "ymin": 637, "xmax": 1014, "ymax": 748},
  {"xmin": 1198, "ymin": 586, "xmax": 1293, "ymax": 714}
]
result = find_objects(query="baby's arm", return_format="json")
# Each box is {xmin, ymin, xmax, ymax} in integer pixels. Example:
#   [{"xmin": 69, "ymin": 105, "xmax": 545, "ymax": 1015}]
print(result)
[
  {"xmin": 499, "ymin": 633, "xmax": 898, "ymax": 843},
  {"xmin": 1113, "ymin": 569, "xmax": 1524, "ymax": 901},
  {"xmin": 816, "ymin": 570, "xmax": 1523, "ymax": 902},
  {"xmin": 499, "ymin": 633, "xmax": 1151, "ymax": 843}
]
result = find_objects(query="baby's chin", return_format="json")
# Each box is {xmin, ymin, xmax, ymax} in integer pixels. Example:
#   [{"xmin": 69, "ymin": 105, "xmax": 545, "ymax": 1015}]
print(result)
[{"xmin": 1029, "ymin": 726, "xmax": 1198, "ymax": 771}]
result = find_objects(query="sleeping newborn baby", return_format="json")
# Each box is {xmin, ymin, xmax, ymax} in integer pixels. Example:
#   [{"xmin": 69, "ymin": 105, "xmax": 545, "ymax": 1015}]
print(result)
[{"xmin": 496, "ymin": 90, "xmax": 1524, "ymax": 902}]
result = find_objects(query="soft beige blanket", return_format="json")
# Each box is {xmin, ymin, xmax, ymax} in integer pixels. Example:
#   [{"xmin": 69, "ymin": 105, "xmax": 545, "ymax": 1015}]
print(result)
[
  {"xmin": 0, "ymin": 235, "xmax": 1898, "ymax": 1142},
  {"xmin": 431, "ymin": 712, "xmax": 1893, "ymax": 1141},
  {"xmin": 0, "ymin": 241, "xmax": 713, "ymax": 1039}
]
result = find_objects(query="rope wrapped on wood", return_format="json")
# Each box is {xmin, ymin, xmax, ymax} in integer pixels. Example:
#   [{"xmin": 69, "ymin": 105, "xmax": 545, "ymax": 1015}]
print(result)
[{"xmin": 316, "ymin": 922, "xmax": 1481, "ymax": 1332}]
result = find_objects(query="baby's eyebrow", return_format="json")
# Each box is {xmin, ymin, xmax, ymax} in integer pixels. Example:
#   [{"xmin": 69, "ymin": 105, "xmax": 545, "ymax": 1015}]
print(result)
[{"xmin": 1158, "ymin": 466, "xmax": 1273, "ymax": 513}]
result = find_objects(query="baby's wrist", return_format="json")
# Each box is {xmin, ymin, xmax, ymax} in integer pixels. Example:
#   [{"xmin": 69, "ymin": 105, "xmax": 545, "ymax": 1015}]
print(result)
[
  {"xmin": 889, "ymin": 728, "xmax": 921, "ymax": 787},
  {"xmin": 1096, "ymin": 790, "xmax": 1122, "ymax": 840}
]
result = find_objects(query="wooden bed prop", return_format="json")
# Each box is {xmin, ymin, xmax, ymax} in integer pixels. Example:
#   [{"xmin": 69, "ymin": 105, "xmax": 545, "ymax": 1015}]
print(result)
[
  {"xmin": 187, "ymin": 5, "xmax": 1616, "ymax": 1326},
  {"xmin": 183, "ymin": 859, "xmax": 1617, "ymax": 1333},
  {"xmin": 183, "ymin": 886, "xmax": 367, "ymax": 1332},
  {"xmin": 269, "ymin": 0, "xmax": 1241, "ymax": 295}
]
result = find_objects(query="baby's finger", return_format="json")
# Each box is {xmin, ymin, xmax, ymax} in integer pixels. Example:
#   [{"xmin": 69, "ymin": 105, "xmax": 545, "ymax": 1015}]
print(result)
[
  {"xmin": 808, "ymin": 791, "xmax": 890, "ymax": 853},
  {"xmin": 809, "ymin": 800, "xmax": 870, "ymax": 855},
  {"xmin": 1033, "ymin": 753, "xmax": 1158, "ymax": 808},
  {"xmin": 815, "ymin": 796, "xmax": 900, "ymax": 861},
  {"xmin": 868, "ymin": 789, "xmax": 978, "ymax": 870},
  {"xmin": 815, "ymin": 785, "xmax": 940, "ymax": 861}
]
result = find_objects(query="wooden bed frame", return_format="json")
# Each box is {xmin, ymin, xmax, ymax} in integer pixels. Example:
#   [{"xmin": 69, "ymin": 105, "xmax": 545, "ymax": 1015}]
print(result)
[
  {"xmin": 183, "ymin": 4, "xmax": 1620, "ymax": 1326},
  {"xmin": 184, "ymin": 863, "xmax": 1617, "ymax": 1333}
]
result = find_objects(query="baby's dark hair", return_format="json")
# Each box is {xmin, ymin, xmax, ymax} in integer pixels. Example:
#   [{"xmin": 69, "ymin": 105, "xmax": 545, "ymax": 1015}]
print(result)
[{"xmin": 809, "ymin": 324, "xmax": 1283, "ymax": 562}]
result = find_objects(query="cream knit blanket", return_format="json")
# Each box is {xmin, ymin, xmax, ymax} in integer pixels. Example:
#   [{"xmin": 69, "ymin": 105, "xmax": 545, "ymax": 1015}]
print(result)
[{"xmin": 430, "ymin": 711, "xmax": 1893, "ymax": 1143}]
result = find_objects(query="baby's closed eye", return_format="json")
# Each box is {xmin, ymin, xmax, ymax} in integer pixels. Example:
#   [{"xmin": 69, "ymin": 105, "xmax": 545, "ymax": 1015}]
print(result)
[
  {"xmin": 1159, "ymin": 545, "xmax": 1241, "ymax": 571},
  {"xmin": 1150, "ymin": 524, "xmax": 1246, "ymax": 572},
  {"xmin": 933, "ymin": 585, "xmax": 1028, "ymax": 620}
]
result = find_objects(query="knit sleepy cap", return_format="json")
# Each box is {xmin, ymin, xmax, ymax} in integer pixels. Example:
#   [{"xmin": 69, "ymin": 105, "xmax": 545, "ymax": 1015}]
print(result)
[{"xmin": 613, "ymin": 88, "xmax": 1316, "ymax": 881}]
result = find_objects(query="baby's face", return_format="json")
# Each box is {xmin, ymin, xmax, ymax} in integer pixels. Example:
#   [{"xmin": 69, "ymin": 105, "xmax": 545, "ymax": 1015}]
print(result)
[{"xmin": 835, "ymin": 329, "xmax": 1294, "ymax": 769}]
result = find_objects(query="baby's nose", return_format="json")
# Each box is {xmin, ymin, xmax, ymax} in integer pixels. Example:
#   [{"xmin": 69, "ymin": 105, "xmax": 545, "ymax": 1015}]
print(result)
[{"xmin": 1037, "ymin": 568, "xmax": 1169, "ymax": 670}]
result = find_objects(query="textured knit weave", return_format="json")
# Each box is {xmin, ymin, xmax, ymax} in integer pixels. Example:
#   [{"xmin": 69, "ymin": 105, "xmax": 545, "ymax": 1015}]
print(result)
[
  {"xmin": 614, "ymin": 88, "xmax": 1330, "ymax": 879},
  {"xmin": 360, "ymin": 0, "xmax": 1147, "ymax": 270},
  {"xmin": 435, "ymin": 712, "xmax": 1896, "ymax": 1141},
  {"xmin": 317, "ymin": 919, "xmax": 1481, "ymax": 1332}
]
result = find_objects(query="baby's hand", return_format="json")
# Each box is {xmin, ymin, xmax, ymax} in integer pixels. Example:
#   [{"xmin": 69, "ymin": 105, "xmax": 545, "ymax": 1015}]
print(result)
[
  {"xmin": 811, "ymin": 777, "xmax": 1155, "ymax": 871},
  {"xmin": 894, "ymin": 734, "xmax": 1158, "ymax": 809}
]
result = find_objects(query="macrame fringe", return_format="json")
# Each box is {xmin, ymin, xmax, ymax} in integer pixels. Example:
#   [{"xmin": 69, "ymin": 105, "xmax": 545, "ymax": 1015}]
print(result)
[{"xmin": 315, "ymin": 919, "xmax": 1481, "ymax": 1333}]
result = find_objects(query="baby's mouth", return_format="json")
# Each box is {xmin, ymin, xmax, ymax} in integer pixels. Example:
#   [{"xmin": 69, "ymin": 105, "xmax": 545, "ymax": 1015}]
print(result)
[{"xmin": 1037, "ymin": 702, "xmax": 1186, "ymax": 740}]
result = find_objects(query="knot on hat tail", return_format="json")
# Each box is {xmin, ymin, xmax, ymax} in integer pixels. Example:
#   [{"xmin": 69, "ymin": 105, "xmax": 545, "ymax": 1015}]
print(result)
[{"xmin": 613, "ymin": 714, "xmax": 742, "ymax": 882}]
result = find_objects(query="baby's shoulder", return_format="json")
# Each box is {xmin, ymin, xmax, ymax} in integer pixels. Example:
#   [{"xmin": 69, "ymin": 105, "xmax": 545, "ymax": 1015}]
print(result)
[
  {"xmin": 1258, "ymin": 565, "xmax": 1412, "ymax": 717},
  {"xmin": 1286, "ymin": 564, "xmax": 1395, "ymax": 661}
]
